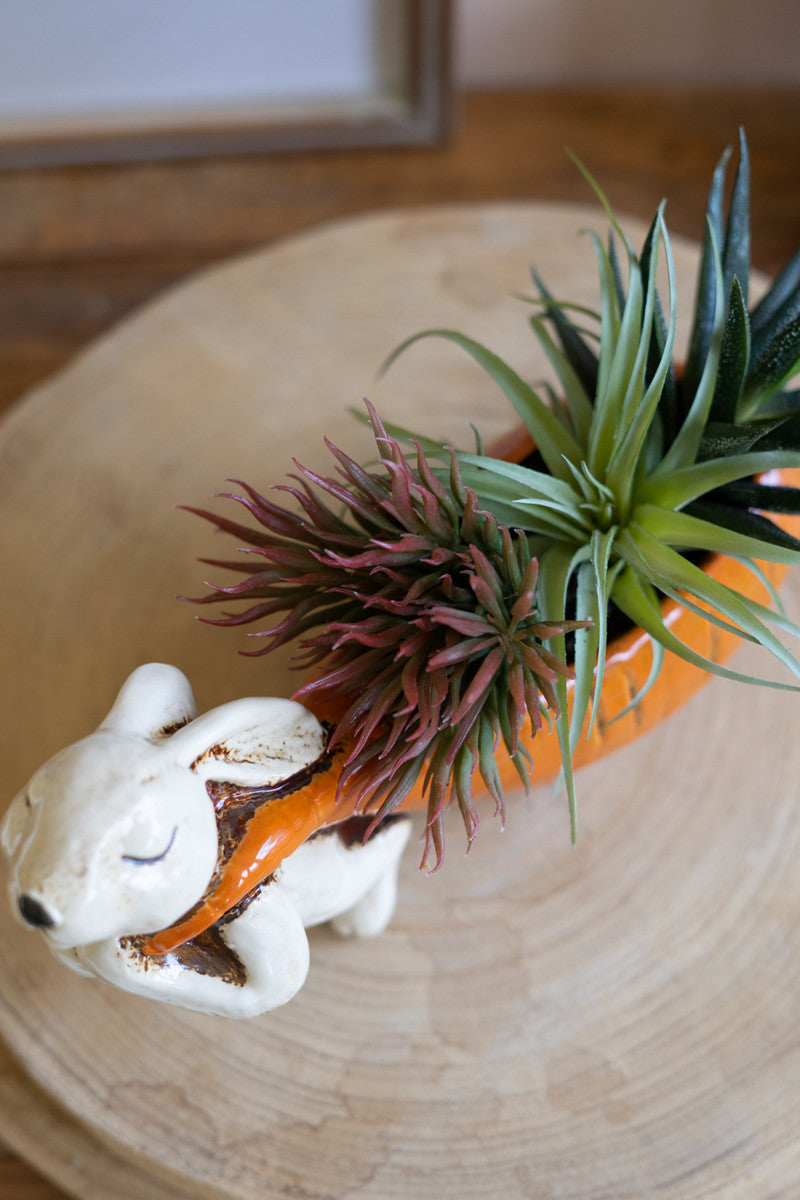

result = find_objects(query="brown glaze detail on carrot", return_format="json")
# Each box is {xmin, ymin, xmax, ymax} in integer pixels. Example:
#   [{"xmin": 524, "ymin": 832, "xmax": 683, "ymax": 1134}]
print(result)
[
  {"xmin": 143, "ymin": 738, "xmax": 341, "ymax": 945},
  {"xmin": 209, "ymin": 741, "xmax": 339, "ymax": 871},
  {"xmin": 125, "ymin": 921, "xmax": 249, "ymax": 986},
  {"xmin": 141, "ymin": 743, "xmax": 362, "ymax": 955}
]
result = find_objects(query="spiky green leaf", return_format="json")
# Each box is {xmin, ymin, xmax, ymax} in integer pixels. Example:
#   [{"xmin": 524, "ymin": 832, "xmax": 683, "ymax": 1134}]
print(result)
[
  {"xmin": 697, "ymin": 418, "xmax": 782, "ymax": 459},
  {"xmin": 684, "ymin": 144, "xmax": 732, "ymax": 398},
  {"xmin": 382, "ymin": 329, "xmax": 583, "ymax": 482},
  {"xmin": 743, "ymin": 313, "xmax": 800, "ymax": 413},
  {"xmin": 530, "ymin": 270, "xmax": 600, "ymax": 399},
  {"xmin": 722, "ymin": 129, "xmax": 750, "ymax": 308},
  {"xmin": 612, "ymin": 566, "xmax": 800, "ymax": 692},
  {"xmin": 685, "ymin": 501, "xmax": 800, "ymax": 555},
  {"xmin": 710, "ymin": 276, "xmax": 751, "ymax": 423},
  {"xmin": 751, "ymin": 247, "xmax": 800, "ymax": 345}
]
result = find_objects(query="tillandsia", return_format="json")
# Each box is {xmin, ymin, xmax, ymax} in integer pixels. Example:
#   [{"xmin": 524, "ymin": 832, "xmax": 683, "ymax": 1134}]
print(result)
[
  {"xmin": 185, "ymin": 401, "xmax": 587, "ymax": 869},
  {"xmin": 190, "ymin": 130, "xmax": 800, "ymax": 857},
  {"xmin": 380, "ymin": 130, "xmax": 800, "ymax": 832}
]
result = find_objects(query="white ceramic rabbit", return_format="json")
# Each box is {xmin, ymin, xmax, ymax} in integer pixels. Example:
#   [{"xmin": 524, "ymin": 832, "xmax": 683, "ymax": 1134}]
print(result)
[{"xmin": 1, "ymin": 663, "xmax": 410, "ymax": 1018}]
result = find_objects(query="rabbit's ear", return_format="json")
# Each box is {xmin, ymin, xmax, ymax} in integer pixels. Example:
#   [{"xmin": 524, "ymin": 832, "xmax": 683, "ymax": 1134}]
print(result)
[
  {"xmin": 168, "ymin": 697, "xmax": 326, "ymax": 787},
  {"xmin": 100, "ymin": 664, "xmax": 198, "ymax": 741}
]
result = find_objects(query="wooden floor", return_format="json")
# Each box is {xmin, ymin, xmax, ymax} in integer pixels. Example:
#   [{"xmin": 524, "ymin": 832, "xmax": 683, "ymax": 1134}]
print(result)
[{"xmin": 1, "ymin": 85, "xmax": 799, "ymax": 1199}]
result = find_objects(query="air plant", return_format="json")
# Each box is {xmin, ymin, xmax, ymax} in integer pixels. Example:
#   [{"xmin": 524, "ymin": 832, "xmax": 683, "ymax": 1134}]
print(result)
[
  {"xmin": 382, "ymin": 130, "xmax": 800, "ymax": 829},
  {"xmin": 185, "ymin": 402, "xmax": 585, "ymax": 869},
  {"xmin": 189, "ymin": 131, "xmax": 800, "ymax": 859}
]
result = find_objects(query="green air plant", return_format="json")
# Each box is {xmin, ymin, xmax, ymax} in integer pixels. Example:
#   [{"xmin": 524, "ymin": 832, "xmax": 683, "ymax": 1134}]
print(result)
[{"xmin": 189, "ymin": 131, "xmax": 800, "ymax": 861}]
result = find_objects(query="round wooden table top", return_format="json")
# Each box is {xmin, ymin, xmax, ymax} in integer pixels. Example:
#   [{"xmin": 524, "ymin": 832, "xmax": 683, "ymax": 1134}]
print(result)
[{"xmin": 2, "ymin": 203, "xmax": 800, "ymax": 1200}]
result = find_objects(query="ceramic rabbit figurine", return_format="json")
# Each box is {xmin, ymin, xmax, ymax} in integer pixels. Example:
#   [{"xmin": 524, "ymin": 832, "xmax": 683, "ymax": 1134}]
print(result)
[{"xmin": 1, "ymin": 663, "xmax": 410, "ymax": 1018}]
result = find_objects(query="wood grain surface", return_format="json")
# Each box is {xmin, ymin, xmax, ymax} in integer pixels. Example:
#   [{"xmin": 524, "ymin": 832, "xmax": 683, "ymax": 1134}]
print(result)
[{"xmin": 1, "ymin": 87, "xmax": 799, "ymax": 1200}]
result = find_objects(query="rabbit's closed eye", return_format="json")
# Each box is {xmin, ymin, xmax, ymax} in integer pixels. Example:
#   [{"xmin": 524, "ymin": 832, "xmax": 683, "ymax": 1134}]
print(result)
[{"xmin": 122, "ymin": 826, "xmax": 177, "ymax": 865}]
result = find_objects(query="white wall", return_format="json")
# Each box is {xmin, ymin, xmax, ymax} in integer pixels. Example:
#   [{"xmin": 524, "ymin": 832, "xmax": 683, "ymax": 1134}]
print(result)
[
  {"xmin": 0, "ymin": 0, "xmax": 796, "ymax": 132},
  {"xmin": 0, "ymin": 0, "xmax": 394, "ymax": 129},
  {"xmin": 455, "ymin": 0, "xmax": 800, "ymax": 87}
]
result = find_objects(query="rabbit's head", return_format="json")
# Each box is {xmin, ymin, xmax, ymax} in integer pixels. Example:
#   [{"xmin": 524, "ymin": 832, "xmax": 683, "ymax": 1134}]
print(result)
[{"xmin": 2, "ymin": 664, "xmax": 325, "ymax": 949}]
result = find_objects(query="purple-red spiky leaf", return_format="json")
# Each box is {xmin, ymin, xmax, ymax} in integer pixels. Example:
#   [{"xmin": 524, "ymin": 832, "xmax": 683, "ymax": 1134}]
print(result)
[{"xmin": 186, "ymin": 400, "xmax": 588, "ymax": 867}]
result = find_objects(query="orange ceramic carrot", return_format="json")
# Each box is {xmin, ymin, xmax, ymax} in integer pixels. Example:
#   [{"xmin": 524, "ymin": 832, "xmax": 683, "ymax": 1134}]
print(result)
[{"xmin": 143, "ymin": 753, "xmax": 358, "ymax": 954}]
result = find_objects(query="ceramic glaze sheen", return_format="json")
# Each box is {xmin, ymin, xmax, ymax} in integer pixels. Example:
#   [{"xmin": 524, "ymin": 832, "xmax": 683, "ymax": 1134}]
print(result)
[{"xmin": 1, "ymin": 663, "xmax": 411, "ymax": 1017}]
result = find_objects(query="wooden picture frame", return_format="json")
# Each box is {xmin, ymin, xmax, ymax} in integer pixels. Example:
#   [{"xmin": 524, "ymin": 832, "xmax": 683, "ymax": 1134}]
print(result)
[{"xmin": 0, "ymin": 0, "xmax": 451, "ymax": 169}]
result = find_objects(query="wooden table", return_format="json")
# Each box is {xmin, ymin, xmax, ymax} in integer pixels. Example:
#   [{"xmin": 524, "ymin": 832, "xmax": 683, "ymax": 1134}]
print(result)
[{"xmin": 1, "ymin": 87, "xmax": 799, "ymax": 1200}]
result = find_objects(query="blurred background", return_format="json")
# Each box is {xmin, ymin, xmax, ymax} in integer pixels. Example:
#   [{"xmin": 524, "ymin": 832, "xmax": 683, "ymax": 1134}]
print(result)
[
  {"xmin": 0, "ymin": 0, "xmax": 798, "ymax": 417},
  {"xmin": 459, "ymin": 0, "xmax": 799, "ymax": 86}
]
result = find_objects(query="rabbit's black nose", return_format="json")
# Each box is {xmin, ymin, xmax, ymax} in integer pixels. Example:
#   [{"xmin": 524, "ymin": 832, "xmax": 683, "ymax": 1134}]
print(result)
[{"xmin": 18, "ymin": 894, "xmax": 55, "ymax": 928}]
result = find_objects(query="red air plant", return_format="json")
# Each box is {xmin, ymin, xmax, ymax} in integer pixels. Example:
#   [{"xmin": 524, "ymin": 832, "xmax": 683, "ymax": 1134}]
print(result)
[{"xmin": 186, "ymin": 402, "xmax": 586, "ymax": 868}]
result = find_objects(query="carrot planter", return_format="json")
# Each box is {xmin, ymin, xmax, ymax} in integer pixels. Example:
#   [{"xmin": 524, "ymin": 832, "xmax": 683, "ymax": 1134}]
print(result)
[
  {"xmin": 143, "ymin": 446, "xmax": 800, "ymax": 959},
  {"xmin": 6, "ymin": 135, "xmax": 800, "ymax": 1019},
  {"xmin": 143, "ymin": 139, "xmax": 800, "ymax": 967}
]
